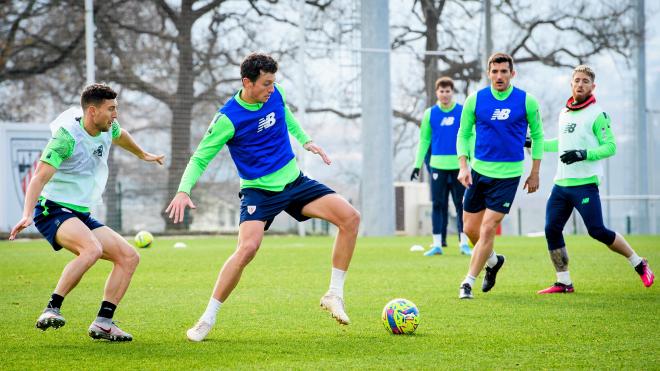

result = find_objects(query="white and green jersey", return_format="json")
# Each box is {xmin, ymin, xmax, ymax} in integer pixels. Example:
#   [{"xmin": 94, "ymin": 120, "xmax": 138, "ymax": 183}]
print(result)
[
  {"xmin": 544, "ymin": 102, "xmax": 616, "ymax": 186},
  {"xmin": 40, "ymin": 107, "xmax": 121, "ymax": 211}
]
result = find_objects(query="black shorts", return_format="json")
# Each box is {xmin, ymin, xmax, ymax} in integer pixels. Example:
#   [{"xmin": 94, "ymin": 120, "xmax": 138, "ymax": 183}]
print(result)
[
  {"xmin": 239, "ymin": 173, "xmax": 335, "ymax": 230},
  {"xmin": 33, "ymin": 199, "xmax": 104, "ymax": 251},
  {"xmin": 462, "ymin": 170, "xmax": 521, "ymax": 214}
]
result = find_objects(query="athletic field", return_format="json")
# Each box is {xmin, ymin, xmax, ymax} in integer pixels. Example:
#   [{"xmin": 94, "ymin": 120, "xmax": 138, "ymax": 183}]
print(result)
[{"xmin": 1, "ymin": 235, "xmax": 658, "ymax": 369}]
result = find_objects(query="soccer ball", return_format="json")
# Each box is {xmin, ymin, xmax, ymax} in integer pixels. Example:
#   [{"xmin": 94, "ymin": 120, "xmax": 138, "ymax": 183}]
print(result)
[
  {"xmin": 382, "ymin": 298, "xmax": 419, "ymax": 335},
  {"xmin": 134, "ymin": 231, "xmax": 154, "ymax": 248}
]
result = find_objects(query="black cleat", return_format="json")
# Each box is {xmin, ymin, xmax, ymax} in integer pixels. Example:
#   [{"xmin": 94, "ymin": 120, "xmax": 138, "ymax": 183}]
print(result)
[{"xmin": 482, "ymin": 255, "xmax": 505, "ymax": 292}]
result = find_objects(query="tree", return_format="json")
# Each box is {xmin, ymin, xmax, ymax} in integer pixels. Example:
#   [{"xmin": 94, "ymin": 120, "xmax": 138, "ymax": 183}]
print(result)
[{"xmin": 0, "ymin": 0, "xmax": 86, "ymax": 121}]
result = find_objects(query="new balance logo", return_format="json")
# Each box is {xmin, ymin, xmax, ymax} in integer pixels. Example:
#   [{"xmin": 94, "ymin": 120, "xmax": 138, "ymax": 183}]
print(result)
[
  {"xmin": 440, "ymin": 117, "xmax": 455, "ymax": 126},
  {"xmin": 564, "ymin": 123, "xmax": 577, "ymax": 134},
  {"xmin": 93, "ymin": 145, "xmax": 104, "ymax": 157},
  {"xmin": 502, "ymin": 202, "xmax": 511, "ymax": 208},
  {"xmin": 257, "ymin": 112, "xmax": 276, "ymax": 133},
  {"xmin": 491, "ymin": 109, "xmax": 511, "ymax": 120},
  {"xmin": 581, "ymin": 198, "xmax": 590, "ymax": 205}
]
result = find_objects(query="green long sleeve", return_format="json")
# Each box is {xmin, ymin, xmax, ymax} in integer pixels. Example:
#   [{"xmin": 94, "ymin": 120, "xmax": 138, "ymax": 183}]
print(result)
[
  {"xmin": 177, "ymin": 113, "xmax": 235, "ymax": 195},
  {"xmin": 586, "ymin": 112, "xmax": 616, "ymax": 161},
  {"xmin": 414, "ymin": 108, "xmax": 432, "ymax": 168}
]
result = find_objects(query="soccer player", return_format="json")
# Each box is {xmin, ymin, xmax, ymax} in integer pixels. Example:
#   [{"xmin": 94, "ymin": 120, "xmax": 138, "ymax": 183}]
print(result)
[
  {"xmin": 456, "ymin": 52, "xmax": 544, "ymax": 299},
  {"xmin": 9, "ymin": 83, "xmax": 165, "ymax": 341},
  {"xmin": 410, "ymin": 77, "xmax": 471, "ymax": 256},
  {"xmin": 166, "ymin": 53, "xmax": 361, "ymax": 342},
  {"xmin": 535, "ymin": 65, "xmax": 654, "ymax": 293}
]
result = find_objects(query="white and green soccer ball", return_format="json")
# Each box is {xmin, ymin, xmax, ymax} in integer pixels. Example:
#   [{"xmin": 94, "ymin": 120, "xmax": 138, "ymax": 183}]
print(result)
[
  {"xmin": 382, "ymin": 298, "xmax": 420, "ymax": 335},
  {"xmin": 134, "ymin": 231, "xmax": 154, "ymax": 249}
]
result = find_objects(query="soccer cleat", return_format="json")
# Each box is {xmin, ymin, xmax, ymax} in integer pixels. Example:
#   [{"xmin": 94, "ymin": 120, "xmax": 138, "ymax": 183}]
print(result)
[
  {"xmin": 459, "ymin": 283, "xmax": 473, "ymax": 299},
  {"xmin": 537, "ymin": 282, "xmax": 575, "ymax": 294},
  {"xmin": 320, "ymin": 293, "xmax": 350, "ymax": 325},
  {"xmin": 35, "ymin": 308, "xmax": 66, "ymax": 331},
  {"xmin": 424, "ymin": 246, "xmax": 444, "ymax": 256},
  {"xmin": 482, "ymin": 255, "xmax": 505, "ymax": 292},
  {"xmin": 88, "ymin": 320, "xmax": 133, "ymax": 342},
  {"xmin": 459, "ymin": 243, "xmax": 472, "ymax": 256},
  {"xmin": 635, "ymin": 259, "xmax": 654, "ymax": 287},
  {"xmin": 186, "ymin": 320, "xmax": 213, "ymax": 342}
]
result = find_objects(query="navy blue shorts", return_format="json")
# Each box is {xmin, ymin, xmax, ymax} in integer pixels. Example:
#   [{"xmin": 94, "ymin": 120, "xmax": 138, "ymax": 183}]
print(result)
[
  {"xmin": 463, "ymin": 170, "xmax": 520, "ymax": 214},
  {"xmin": 239, "ymin": 173, "xmax": 335, "ymax": 230},
  {"xmin": 33, "ymin": 199, "xmax": 104, "ymax": 251}
]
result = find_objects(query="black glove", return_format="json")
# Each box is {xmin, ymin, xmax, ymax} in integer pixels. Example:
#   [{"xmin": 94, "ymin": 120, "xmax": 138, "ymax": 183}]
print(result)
[
  {"xmin": 560, "ymin": 149, "xmax": 587, "ymax": 164},
  {"xmin": 410, "ymin": 168, "xmax": 420, "ymax": 181},
  {"xmin": 524, "ymin": 136, "xmax": 532, "ymax": 148}
]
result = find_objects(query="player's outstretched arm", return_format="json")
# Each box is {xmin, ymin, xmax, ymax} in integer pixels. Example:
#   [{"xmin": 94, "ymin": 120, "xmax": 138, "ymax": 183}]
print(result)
[
  {"xmin": 303, "ymin": 141, "xmax": 331, "ymax": 165},
  {"xmin": 165, "ymin": 192, "xmax": 197, "ymax": 224},
  {"xmin": 113, "ymin": 128, "xmax": 165, "ymax": 165},
  {"xmin": 9, "ymin": 162, "xmax": 56, "ymax": 240}
]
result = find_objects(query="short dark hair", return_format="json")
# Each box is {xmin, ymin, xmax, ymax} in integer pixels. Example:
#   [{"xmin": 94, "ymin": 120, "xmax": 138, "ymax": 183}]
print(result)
[
  {"xmin": 81, "ymin": 83, "xmax": 117, "ymax": 109},
  {"xmin": 487, "ymin": 52, "xmax": 514, "ymax": 72},
  {"xmin": 435, "ymin": 76, "xmax": 454, "ymax": 91},
  {"xmin": 240, "ymin": 53, "xmax": 278, "ymax": 82}
]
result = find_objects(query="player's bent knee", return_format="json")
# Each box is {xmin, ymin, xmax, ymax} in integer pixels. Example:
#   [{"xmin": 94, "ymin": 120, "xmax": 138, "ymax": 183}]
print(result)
[
  {"xmin": 341, "ymin": 209, "xmax": 361, "ymax": 233},
  {"xmin": 125, "ymin": 250, "xmax": 140, "ymax": 270},
  {"xmin": 545, "ymin": 225, "xmax": 562, "ymax": 240},
  {"xmin": 79, "ymin": 244, "xmax": 103, "ymax": 264},
  {"xmin": 479, "ymin": 221, "xmax": 499, "ymax": 237},
  {"xmin": 587, "ymin": 226, "xmax": 615, "ymax": 245},
  {"xmin": 236, "ymin": 241, "xmax": 260, "ymax": 266}
]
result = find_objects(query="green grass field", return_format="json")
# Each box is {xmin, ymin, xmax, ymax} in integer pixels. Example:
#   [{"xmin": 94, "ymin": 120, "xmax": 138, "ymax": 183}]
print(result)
[{"xmin": 1, "ymin": 235, "xmax": 658, "ymax": 370}]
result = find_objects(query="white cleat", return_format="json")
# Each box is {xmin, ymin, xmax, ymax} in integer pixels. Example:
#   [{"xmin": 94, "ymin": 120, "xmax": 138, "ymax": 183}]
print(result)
[
  {"xmin": 35, "ymin": 308, "xmax": 66, "ymax": 331},
  {"xmin": 186, "ymin": 320, "xmax": 213, "ymax": 342},
  {"xmin": 320, "ymin": 293, "xmax": 350, "ymax": 325},
  {"xmin": 459, "ymin": 283, "xmax": 474, "ymax": 299},
  {"xmin": 88, "ymin": 320, "xmax": 133, "ymax": 342}
]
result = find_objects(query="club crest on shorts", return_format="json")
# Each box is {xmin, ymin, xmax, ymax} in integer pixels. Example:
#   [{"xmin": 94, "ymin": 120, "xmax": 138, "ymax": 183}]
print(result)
[
  {"xmin": 247, "ymin": 205, "xmax": 257, "ymax": 215},
  {"xmin": 432, "ymin": 173, "xmax": 438, "ymax": 180}
]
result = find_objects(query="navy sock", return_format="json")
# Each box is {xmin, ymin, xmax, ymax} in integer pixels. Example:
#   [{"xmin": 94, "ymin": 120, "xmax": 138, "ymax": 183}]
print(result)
[
  {"xmin": 47, "ymin": 293, "xmax": 64, "ymax": 309},
  {"xmin": 97, "ymin": 301, "xmax": 117, "ymax": 319}
]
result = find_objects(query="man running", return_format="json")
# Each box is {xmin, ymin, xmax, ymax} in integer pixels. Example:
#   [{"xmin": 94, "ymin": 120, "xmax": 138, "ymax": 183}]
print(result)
[
  {"xmin": 536, "ymin": 65, "xmax": 654, "ymax": 294},
  {"xmin": 9, "ymin": 83, "xmax": 165, "ymax": 341},
  {"xmin": 166, "ymin": 53, "xmax": 360, "ymax": 342},
  {"xmin": 411, "ymin": 76, "xmax": 471, "ymax": 256},
  {"xmin": 456, "ymin": 52, "xmax": 544, "ymax": 299}
]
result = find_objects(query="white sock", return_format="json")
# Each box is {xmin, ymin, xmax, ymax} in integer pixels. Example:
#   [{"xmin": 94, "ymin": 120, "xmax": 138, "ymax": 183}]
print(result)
[
  {"xmin": 556, "ymin": 271, "xmax": 572, "ymax": 285},
  {"xmin": 462, "ymin": 274, "xmax": 476, "ymax": 287},
  {"xmin": 328, "ymin": 267, "xmax": 347, "ymax": 298},
  {"xmin": 486, "ymin": 251, "xmax": 499, "ymax": 268},
  {"xmin": 460, "ymin": 233, "xmax": 469, "ymax": 245},
  {"xmin": 432, "ymin": 234, "xmax": 443, "ymax": 247},
  {"xmin": 627, "ymin": 253, "xmax": 643, "ymax": 268},
  {"xmin": 200, "ymin": 297, "xmax": 222, "ymax": 325}
]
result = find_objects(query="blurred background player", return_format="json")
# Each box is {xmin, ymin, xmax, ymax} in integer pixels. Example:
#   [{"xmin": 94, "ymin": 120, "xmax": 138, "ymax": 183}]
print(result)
[
  {"xmin": 9, "ymin": 83, "xmax": 165, "ymax": 341},
  {"xmin": 166, "ymin": 53, "xmax": 361, "ymax": 342},
  {"xmin": 411, "ymin": 77, "xmax": 471, "ymax": 256},
  {"xmin": 456, "ymin": 52, "xmax": 544, "ymax": 299},
  {"xmin": 535, "ymin": 65, "xmax": 654, "ymax": 294}
]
